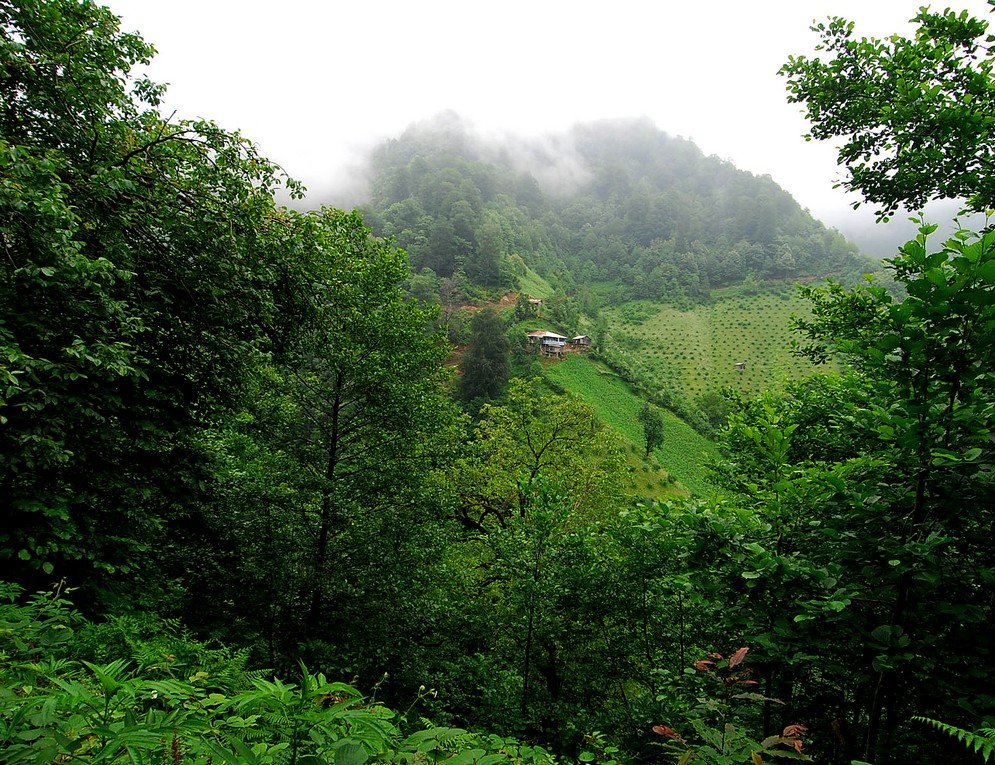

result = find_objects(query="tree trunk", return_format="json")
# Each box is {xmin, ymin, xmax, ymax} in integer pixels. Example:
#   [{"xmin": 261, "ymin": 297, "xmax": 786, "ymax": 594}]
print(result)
[{"xmin": 307, "ymin": 372, "xmax": 344, "ymax": 633}]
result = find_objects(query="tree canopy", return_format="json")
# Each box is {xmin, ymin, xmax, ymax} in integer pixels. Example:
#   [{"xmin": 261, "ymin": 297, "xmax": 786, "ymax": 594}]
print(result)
[
  {"xmin": 780, "ymin": 6, "xmax": 995, "ymax": 217},
  {"xmin": 1, "ymin": 0, "xmax": 307, "ymax": 586}
]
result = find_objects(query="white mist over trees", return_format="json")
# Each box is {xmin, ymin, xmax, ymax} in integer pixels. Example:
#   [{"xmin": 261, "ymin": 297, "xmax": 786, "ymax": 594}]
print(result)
[{"xmin": 357, "ymin": 113, "xmax": 871, "ymax": 302}]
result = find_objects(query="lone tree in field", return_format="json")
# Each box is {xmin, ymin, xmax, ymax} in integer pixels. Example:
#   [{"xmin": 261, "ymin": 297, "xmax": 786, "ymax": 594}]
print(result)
[{"xmin": 638, "ymin": 402, "xmax": 665, "ymax": 458}]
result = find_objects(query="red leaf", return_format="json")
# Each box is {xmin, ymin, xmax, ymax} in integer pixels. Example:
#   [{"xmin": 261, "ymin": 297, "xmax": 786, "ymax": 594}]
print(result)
[
  {"xmin": 783, "ymin": 724, "xmax": 807, "ymax": 738},
  {"xmin": 694, "ymin": 660, "xmax": 715, "ymax": 671},
  {"xmin": 652, "ymin": 724, "xmax": 684, "ymax": 742},
  {"xmin": 728, "ymin": 646, "xmax": 749, "ymax": 668}
]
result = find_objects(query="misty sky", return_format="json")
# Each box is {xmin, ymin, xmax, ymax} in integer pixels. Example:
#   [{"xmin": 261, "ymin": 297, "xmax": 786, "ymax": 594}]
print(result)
[{"xmin": 108, "ymin": 0, "xmax": 992, "ymax": 238}]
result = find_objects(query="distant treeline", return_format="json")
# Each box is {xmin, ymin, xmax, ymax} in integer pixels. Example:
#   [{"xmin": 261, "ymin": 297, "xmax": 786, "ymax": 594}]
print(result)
[{"xmin": 357, "ymin": 114, "xmax": 870, "ymax": 300}]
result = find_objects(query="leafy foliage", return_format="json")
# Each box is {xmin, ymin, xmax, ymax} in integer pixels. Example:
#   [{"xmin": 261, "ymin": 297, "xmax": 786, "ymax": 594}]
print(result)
[
  {"xmin": 0, "ymin": 583, "xmax": 557, "ymax": 765},
  {"xmin": 0, "ymin": 0, "xmax": 306, "ymax": 588},
  {"xmin": 781, "ymin": 7, "xmax": 995, "ymax": 217},
  {"xmin": 654, "ymin": 648, "xmax": 810, "ymax": 765},
  {"xmin": 912, "ymin": 716, "xmax": 995, "ymax": 763}
]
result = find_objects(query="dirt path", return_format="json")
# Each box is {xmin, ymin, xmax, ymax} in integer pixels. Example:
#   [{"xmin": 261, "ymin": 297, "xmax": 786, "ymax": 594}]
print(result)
[{"xmin": 456, "ymin": 291, "xmax": 518, "ymax": 312}]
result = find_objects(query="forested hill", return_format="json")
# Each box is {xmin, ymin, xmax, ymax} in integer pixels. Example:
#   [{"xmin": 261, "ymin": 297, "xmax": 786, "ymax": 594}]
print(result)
[{"xmin": 356, "ymin": 114, "xmax": 869, "ymax": 298}]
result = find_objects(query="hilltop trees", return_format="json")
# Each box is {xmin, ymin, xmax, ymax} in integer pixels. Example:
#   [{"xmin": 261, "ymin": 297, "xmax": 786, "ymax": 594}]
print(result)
[{"xmin": 366, "ymin": 116, "xmax": 867, "ymax": 303}]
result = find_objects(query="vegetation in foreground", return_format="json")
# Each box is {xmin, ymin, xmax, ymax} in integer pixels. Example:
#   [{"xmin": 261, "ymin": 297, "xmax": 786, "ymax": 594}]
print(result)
[
  {"xmin": 0, "ymin": 583, "xmax": 557, "ymax": 765},
  {"xmin": 2, "ymin": 2, "xmax": 995, "ymax": 764}
]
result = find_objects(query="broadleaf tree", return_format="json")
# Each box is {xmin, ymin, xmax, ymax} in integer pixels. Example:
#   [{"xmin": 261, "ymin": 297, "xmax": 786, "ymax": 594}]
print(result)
[
  {"xmin": 780, "ymin": 6, "xmax": 995, "ymax": 218},
  {"xmin": 0, "ymin": 0, "xmax": 307, "ymax": 591}
]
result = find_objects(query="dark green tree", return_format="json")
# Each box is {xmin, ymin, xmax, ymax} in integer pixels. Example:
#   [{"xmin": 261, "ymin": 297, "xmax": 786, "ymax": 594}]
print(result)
[
  {"xmin": 637, "ymin": 402, "xmax": 665, "ymax": 458},
  {"xmin": 210, "ymin": 210, "xmax": 462, "ymax": 671},
  {"xmin": 458, "ymin": 308, "xmax": 510, "ymax": 404},
  {"xmin": 0, "ymin": 0, "xmax": 303, "ymax": 592}
]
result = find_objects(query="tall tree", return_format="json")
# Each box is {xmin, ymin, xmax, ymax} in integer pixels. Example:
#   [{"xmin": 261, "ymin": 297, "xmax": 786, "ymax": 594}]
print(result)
[
  {"xmin": 260, "ymin": 210, "xmax": 459, "ymax": 638},
  {"xmin": 458, "ymin": 308, "xmax": 510, "ymax": 404},
  {"xmin": 0, "ymin": 0, "xmax": 303, "ymax": 592},
  {"xmin": 636, "ymin": 402, "xmax": 665, "ymax": 459}
]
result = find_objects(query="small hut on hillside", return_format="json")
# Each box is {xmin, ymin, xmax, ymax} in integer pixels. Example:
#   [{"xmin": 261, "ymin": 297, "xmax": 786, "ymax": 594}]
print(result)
[
  {"xmin": 571, "ymin": 335, "xmax": 592, "ymax": 350},
  {"xmin": 526, "ymin": 330, "xmax": 568, "ymax": 357}
]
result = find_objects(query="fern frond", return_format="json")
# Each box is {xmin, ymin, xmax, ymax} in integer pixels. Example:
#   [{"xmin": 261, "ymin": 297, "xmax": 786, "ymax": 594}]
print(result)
[{"xmin": 912, "ymin": 716, "xmax": 995, "ymax": 762}]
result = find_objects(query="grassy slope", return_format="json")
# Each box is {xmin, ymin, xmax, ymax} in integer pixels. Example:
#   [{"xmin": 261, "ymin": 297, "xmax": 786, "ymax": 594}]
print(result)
[
  {"xmin": 544, "ymin": 355, "xmax": 719, "ymax": 497},
  {"xmin": 518, "ymin": 266, "xmax": 554, "ymax": 299},
  {"xmin": 606, "ymin": 289, "xmax": 819, "ymax": 402}
]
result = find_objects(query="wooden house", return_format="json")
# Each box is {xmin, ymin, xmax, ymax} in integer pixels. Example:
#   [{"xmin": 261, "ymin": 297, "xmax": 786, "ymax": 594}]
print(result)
[
  {"xmin": 571, "ymin": 335, "xmax": 592, "ymax": 350},
  {"xmin": 526, "ymin": 330, "xmax": 568, "ymax": 356}
]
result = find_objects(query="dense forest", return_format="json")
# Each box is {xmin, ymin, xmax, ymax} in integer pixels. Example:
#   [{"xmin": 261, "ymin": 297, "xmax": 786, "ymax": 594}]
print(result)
[
  {"xmin": 2, "ymin": 2, "xmax": 994, "ymax": 765},
  {"xmin": 357, "ymin": 113, "xmax": 868, "ymax": 305}
]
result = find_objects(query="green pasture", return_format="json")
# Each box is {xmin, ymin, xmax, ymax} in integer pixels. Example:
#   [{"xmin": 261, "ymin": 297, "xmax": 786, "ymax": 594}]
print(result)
[
  {"xmin": 544, "ymin": 355, "xmax": 719, "ymax": 497},
  {"xmin": 606, "ymin": 291, "xmax": 820, "ymax": 401},
  {"xmin": 517, "ymin": 265, "xmax": 554, "ymax": 299}
]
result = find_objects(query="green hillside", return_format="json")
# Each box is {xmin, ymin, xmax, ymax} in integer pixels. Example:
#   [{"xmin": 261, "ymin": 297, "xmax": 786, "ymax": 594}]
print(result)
[
  {"xmin": 543, "ymin": 355, "xmax": 719, "ymax": 496},
  {"xmin": 606, "ymin": 288, "xmax": 821, "ymax": 402},
  {"xmin": 363, "ymin": 115, "xmax": 870, "ymax": 308},
  {"xmin": 516, "ymin": 264, "xmax": 554, "ymax": 299}
]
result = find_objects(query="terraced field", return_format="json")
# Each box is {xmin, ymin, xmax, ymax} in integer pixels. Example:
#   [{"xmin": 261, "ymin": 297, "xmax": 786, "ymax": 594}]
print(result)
[
  {"xmin": 544, "ymin": 355, "xmax": 719, "ymax": 497},
  {"xmin": 606, "ymin": 290, "xmax": 820, "ymax": 401}
]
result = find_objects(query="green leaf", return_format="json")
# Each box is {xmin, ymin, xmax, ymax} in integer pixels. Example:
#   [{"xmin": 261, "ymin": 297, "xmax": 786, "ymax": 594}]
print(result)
[{"xmin": 334, "ymin": 743, "xmax": 369, "ymax": 765}]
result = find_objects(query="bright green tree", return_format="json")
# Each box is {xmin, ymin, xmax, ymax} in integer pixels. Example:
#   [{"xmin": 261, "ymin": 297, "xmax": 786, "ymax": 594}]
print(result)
[
  {"xmin": 780, "ymin": 6, "xmax": 995, "ymax": 217},
  {"xmin": 454, "ymin": 378, "xmax": 626, "ymax": 531}
]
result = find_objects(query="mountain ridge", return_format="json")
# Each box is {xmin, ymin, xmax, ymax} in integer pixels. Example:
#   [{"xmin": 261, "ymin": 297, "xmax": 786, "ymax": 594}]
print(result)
[{"xmin": 352, "ymin": 113, "xmax": 873, "ymax": 303}]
